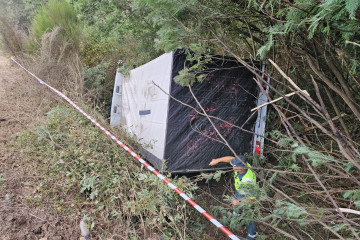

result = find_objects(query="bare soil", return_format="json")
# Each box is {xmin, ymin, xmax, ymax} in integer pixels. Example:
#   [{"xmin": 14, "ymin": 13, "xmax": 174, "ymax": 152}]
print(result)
[{"xmin": 0, "ymin": 51, "xmax": 79, "ymax": 240}]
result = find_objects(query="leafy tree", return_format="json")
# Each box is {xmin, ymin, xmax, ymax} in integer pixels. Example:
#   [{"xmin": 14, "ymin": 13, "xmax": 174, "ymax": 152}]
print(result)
[{"xmin": 70, "ymin": 0, "xmax": 159, "ymax": 66}]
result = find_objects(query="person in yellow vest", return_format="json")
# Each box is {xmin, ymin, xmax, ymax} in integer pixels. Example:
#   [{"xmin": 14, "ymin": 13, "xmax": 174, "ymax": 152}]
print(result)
[{"xmin": 209, "ymin": 154, "xmax": 257, "ymax": 240}]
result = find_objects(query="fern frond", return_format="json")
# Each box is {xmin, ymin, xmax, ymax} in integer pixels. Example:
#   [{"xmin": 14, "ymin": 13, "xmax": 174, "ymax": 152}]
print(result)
[{"xmin": 346, "ymin": 0, "xmax": 360, "ymax": 19}]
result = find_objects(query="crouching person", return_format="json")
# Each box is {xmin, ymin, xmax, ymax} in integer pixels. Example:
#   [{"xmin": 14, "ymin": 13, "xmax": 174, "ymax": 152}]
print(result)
[{"xmin": 209, "ymin": 154, "xmax": 257, "ymax": 240}]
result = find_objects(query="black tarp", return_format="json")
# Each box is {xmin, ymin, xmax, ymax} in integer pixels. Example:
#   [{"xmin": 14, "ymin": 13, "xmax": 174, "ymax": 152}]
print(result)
[{"xmin": 163, "ymin": 50, "xmax": 259, "ymax": 173}]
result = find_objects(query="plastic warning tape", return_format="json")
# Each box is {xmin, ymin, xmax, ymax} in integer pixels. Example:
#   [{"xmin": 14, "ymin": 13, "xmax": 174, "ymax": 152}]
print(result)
[{"xmin": 11, "ymin": 57, "xmax": 241, "ymax": 240}]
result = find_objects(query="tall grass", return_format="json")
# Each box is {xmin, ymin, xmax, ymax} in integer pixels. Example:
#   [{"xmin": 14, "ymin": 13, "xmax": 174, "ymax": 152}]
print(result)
[
  {"xmin": 28, "ymin": 0, "xmax": 80, "ymax": 53},
  {"xmin": 0, "ymin": 17, "xmax": 26, "ymax": 56}
]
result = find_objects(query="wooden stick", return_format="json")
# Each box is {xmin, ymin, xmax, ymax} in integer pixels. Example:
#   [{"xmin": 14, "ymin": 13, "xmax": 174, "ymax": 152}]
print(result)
[
  {"xmin": 269, "ymin": 59, "xmax": 303, "ymax": 92},
  {"xmin": 337, "ymin": 208, "xmax": 360, "ymax": 216},
  {"xmin": 346, "ymin": 40, "xmax": 360, "ymax": 47},
  {"xmin": 251, "ymin": 90, "xmax": 309, "ymax": 112}
]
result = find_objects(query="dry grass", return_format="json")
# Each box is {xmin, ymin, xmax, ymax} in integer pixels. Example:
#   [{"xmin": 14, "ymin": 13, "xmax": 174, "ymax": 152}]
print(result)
[
  {"xmin": 0, "ymin": 50, "xmax": 50, "ymax": 143},
  {"xmin": 23, "ymin": 27, "xmax": 85, "ymax": 101},
  {"xmin": 1, "ymin": 17, "xmax": 85, "ymax": 103},
  {"xmin": 0, "ymin": 20, "xmax": 90, "ymax": 240},
  {"xmin": 0, "ymin": 17, "xmax": 26, "ymax": 57},
  {"xmin": 0, "ymin": 25, "xmax": 85, "ymax": 142}
]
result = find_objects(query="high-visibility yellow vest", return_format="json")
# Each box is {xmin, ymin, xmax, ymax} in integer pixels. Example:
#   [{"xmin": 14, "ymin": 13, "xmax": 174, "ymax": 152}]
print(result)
[{"xmin": 234, "ymin": 163, "xmax": 256, "ymax": 198}]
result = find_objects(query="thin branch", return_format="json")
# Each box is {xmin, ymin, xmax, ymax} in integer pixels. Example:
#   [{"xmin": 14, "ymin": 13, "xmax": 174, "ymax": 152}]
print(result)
[
  {"xmin": 311, "ymin": 76, "xmax": 360, "ymax": 170},
  {"xmin": 324, "ymin": 52, "xmax": 354, "ymax": 100},
  {"xmin": 257, "ymin": 219, "xmax": 299, "ymax": 240},
  {"xmin": 346, "ymin": 40, "xmax": 360, "ymax": 47},
  {"xmin": 293, "ymin": 48, "xmax": 360, "ymax": 120},
  {"xmin": 337, "ymin": 208, "xmax": 360, "ymax": 216},
  {"xmin": 152, "ymin": 81, "xmax": 277, "ymax": 145},
  {"xmin": 325, "ymin": 88, "xmax": 351, "ymax": 139},
  {"xmin": 188, "ymin": 85, "xmax": 238, "ymax": 157},
  {"xmin": 251, "ymin": 90, "xmax": 309, "ymax": 112},
  {"xmin": 304, "ymin": 113, "xmax": 347, "ymax": 132}
]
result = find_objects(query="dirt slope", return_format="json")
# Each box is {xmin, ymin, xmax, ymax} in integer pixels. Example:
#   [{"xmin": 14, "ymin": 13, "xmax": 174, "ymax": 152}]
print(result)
[
  {"xmin": 0, "ymin": 51, "xmax": 79, "ymax": 240},
  {"xmin": 0, "ymin": 51, "xmax": 25, "ymax": 142}
]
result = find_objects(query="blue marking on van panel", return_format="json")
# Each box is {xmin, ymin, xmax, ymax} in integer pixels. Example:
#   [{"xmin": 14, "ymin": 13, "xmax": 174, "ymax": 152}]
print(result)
[{"xmin": 139, "ymin": 110, "xmax": 151, "ymax": 115}]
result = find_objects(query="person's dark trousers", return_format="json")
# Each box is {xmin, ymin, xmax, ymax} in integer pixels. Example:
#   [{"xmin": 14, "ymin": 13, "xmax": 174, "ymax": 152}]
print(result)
[{"xmin": 246, "ymin": 221, "xmax": 256, "ymax": 240}]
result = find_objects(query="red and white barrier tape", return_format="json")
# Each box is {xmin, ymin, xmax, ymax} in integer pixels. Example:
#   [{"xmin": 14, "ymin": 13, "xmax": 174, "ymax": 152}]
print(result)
[{"xmin": 11, "ymin": 57, "xmax": 241, "ymax": 240}]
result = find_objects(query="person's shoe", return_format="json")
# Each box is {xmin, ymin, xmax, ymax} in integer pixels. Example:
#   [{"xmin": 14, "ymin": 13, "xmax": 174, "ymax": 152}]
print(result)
[{"xmin": 246, "ymin": 233, "xmax": 256, "ymax": 240}]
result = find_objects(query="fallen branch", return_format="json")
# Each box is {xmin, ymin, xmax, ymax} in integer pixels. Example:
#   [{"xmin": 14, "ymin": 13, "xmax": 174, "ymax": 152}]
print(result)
[
  {"xmin": 251, "ymin": 90, "xmax": 309, "ymax": 112},
  {"xmin": 346, "ymin": 40, "xmax": 360, "ymax": 47},
  {"xmin": 337, "ymin": 208, "xmax": 360, "ymax": 216}
]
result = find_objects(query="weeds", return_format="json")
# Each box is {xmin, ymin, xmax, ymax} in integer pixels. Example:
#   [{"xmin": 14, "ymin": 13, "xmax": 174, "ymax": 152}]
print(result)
[{"xmin": 12, "ymin": 105, "xmax": 200, "ymax": 239}]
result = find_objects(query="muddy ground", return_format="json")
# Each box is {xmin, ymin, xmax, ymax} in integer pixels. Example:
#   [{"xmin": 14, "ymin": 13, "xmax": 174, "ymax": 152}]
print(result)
[{"xmin": 0, "ymin": 51, "xmax": 79, "ymax": 240}]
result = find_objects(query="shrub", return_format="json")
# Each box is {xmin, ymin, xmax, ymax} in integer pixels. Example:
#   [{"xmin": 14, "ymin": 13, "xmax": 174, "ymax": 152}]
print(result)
[{"xmin": 28, "ymin": 0, "xmax": 80, "ymax": 53}]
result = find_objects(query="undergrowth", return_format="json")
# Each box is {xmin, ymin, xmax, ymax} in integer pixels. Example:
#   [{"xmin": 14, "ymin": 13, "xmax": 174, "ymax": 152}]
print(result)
[{"xmin": 11, "ymin": 105, "xmax": 200, "ymax": 239}]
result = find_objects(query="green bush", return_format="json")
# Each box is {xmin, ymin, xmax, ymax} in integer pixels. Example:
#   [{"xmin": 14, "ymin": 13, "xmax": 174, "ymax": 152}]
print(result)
[{"xmin": 28, "ymin": 0, "xmax": 80, "ymax": 52}]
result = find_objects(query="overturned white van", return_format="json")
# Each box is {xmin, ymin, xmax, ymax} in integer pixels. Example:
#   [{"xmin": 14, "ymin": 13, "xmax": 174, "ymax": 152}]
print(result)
[{"xmin": 110, "ymin": 49, "xmax": 268, "ymax": 173}]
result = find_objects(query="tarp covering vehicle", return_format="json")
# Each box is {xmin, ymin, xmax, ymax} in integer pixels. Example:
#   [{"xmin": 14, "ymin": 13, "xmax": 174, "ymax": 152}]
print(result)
[{"xmin": 110, "ymin": 49, "xmax": 268, "ymax": 173}]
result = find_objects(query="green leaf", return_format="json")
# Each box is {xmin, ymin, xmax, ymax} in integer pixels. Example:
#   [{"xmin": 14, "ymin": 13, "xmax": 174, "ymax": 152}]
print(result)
[
  {"xmin": 213, "ymin": 171, "xmax": 224, "ymax": 182},
  {"xmin": 289, "ymin": 164, "xmax": 300, "ymax": 172},
  {"xmin": 345, "ymin": 0, "xmax": 360, "ymax": 19},
  {"xmin": 269, "ymin": 172, "xmax": 277, "ymax": 184},
  {"xmin": 354, "ymin": 200, "xmax": 360, "ymax": 209},
  {"xmin": 343, "ymin": 190, "xmax": 353, "ymax": 199}
]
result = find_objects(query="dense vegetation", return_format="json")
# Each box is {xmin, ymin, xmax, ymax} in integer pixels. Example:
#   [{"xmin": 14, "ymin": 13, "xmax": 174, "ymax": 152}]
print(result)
[
  {"xmin": 0, "ymin": 0, "xmax": 359, "ymax": 239},
  {"xmin": 13, "ymin": 106, "xmax": 199, "ymax": 239}
]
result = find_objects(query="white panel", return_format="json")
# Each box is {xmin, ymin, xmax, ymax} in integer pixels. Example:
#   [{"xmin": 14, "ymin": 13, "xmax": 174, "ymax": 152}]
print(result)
[
  {"xmin": 110, "ymin": 71, "xmax": 123, "ymax": 126},
  {"xmin": 121, "ymin": 51, "xmax": 173, "ymax": 159},
  {"xmin": 253, "ymin": 63, "xmax": 269, "ymax": 157}
]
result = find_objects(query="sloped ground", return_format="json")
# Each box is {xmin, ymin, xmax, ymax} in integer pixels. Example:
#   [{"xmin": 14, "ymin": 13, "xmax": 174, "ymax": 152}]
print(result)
[
  {"xmin": 0, "ymin": 51, "xmax": 79, "ymax": 240},
  {"xmin": 0, "ymin": 52, "xmax": 45, "ymax": 142},
  {"xmin": 0, "ymin": 51, "xmax": 252, "ymax": 240}
]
